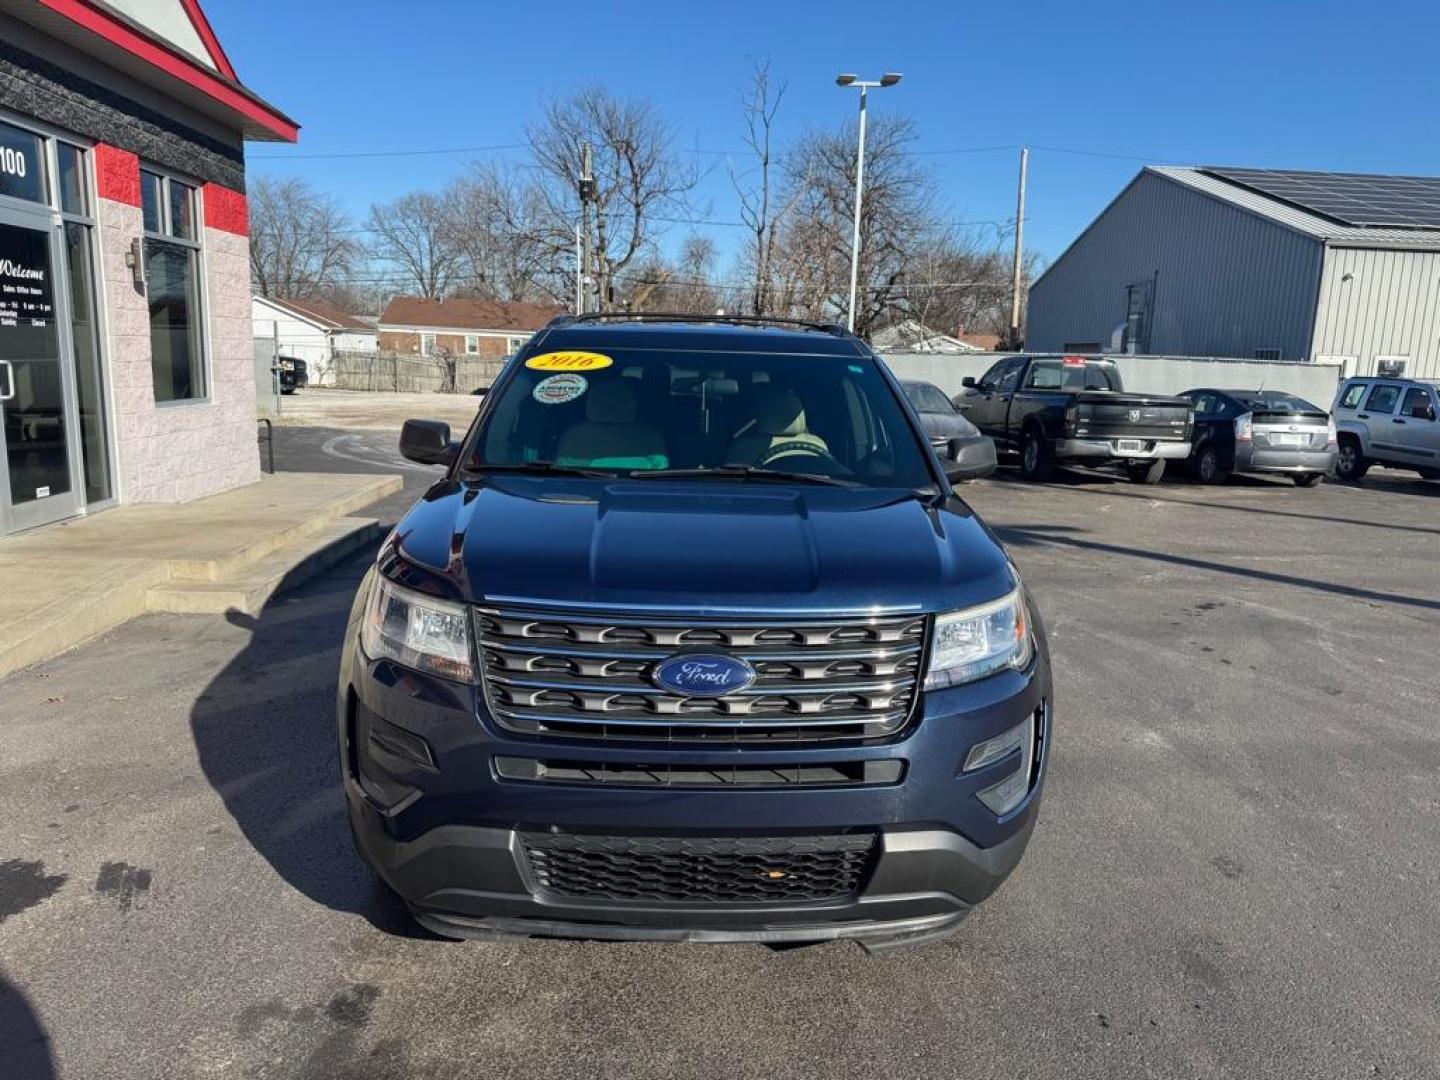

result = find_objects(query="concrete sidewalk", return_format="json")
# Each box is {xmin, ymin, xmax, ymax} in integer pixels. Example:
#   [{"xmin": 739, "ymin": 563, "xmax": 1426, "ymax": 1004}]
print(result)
[{"xmin": 0, "ymin": 471, "xmax": 401, "ymax": 678}]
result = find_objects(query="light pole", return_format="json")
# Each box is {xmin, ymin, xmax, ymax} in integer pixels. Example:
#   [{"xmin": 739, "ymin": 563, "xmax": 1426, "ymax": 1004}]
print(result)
[{"xmin": 835, "ymin": 71, "xmax": 902, "ymax": 333}]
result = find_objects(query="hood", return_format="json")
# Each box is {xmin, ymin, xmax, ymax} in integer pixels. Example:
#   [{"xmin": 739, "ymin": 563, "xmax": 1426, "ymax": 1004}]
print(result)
[{"xmin": 389, "ymin": 476, "xmax": 1015, "ymax": 615}]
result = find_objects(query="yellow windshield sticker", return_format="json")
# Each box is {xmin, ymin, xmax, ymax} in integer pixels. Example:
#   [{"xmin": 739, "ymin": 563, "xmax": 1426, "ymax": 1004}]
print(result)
[{"xmin": 526, "ymin": 350, "xmax": 614, "ymax": 372}]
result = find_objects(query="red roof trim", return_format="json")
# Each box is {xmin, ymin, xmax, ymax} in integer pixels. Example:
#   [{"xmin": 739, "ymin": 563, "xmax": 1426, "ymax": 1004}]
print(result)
[
  {"xmin": 35, "ymin": 0, "xmax": 297, "ymax": 142},
  {"xmin": 178, "ymin": 0, "xmax": 238, "ymax": 81}
]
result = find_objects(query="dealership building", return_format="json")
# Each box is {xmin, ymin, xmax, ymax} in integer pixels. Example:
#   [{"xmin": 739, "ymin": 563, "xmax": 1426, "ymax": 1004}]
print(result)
[
  {"xmin": 1027, "ymin": 165, "xmax": 1440, "ymax": 382},
  {"xmin": 0, "ymin": 0, "xmax": 295, "ymax": 535}
]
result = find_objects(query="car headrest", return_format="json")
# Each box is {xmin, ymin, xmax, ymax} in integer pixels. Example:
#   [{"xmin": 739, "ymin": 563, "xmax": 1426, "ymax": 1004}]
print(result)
[
  {"xmin": 586, "ymin": 380, "xmax": 638, "ymax": 424},
  {"xmin": 753, "ymin": 387, "xmax": 807, "ymax": 436}
]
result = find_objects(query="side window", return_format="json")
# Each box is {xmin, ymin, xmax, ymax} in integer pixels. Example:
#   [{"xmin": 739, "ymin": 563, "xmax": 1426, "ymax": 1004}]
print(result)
[
  {"xmin": 976, "ymin": 360, "xmax": 1009, "ymax": 391},
  {"xmin": 1401, "ymin": 387, "xmax": 1436, "ymax": 421},
  {"xmin": 1365, "ymin": 384, "xmax": 1402, "ymax": 414},
  {"xmin": 996, "ymin": 361, "xmax": 1023, "ymax": 393},
  {"xmin": 1192, "ymin": 393, "xmax": 1217, "ymax": 416},
  {"xmin": 1025, "ymin": 362, "xmax": 1063, "ymax": 390},
  {"xmin": 1337, "ymin": 382, "xmax": 1367, "ymax": 409}
]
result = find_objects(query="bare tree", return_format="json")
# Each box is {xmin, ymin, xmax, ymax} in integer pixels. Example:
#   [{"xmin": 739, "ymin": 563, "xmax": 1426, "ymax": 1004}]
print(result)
[
  {"xmin": 248, "ymin": 176, "xmax": 359, "ymax": 300},
  {"xmin": 528, "ymin": 85, "xmax": 696, "ymax": 310},
  {"xmin": 623, "ymin": 235, "xmax": 720, "ymax": 314},
  {"xmin": 365, "ymin": 190, "xmax": 460, "ymax": 299},
  {"xmin": 730, "ymin": 60, "xmax": 805, "ymax": 316},
  {"xmin": 774, "ymin": 116, "xmax": 935, "ymax": 338},
  {"xmin": 443, "ymin": 166, "xmax": 569, "ymax": 303}
]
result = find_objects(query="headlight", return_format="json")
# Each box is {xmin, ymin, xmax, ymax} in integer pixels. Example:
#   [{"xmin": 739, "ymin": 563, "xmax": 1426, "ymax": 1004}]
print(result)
[
  {"xmin": 924, "ymin": 589, "xmax": 1032, "ymax": 690},
  {"xmin": 360, "ymin": 576, "xmax": 474, "ymax": 682}
]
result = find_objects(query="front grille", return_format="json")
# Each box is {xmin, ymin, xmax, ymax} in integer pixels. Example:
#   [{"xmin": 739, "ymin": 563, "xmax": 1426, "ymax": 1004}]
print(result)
[
  {"xmin": 478, "ymin": 606, "xmax": 926, "ymax": 745},
  {"xmin": 494, "ymin": 756, "xmax": 904, "ymax": 789},
  {"xmin": 520, "ymin": 832, "xmax": 877, "ymax": 904}
]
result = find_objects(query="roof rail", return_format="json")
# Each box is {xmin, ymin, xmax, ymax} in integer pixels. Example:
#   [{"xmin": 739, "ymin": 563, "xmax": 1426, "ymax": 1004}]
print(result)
[{"xmin": 545, "ymin": 311, "xmax": 850, "ymax": 336}]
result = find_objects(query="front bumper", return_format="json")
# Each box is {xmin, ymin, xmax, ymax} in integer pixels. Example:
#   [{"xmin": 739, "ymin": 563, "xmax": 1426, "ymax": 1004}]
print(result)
[
  {"xmin": 339, "ymin": 624, "xmax": 1052, "ymax": 947},
  {"xmin": 1055, "ymin": 437, "xmax": 1191, "ymax": 461},
  {"xmin": 1234, "ymin": 444, "xmax": 1336, "ymax": 474}
]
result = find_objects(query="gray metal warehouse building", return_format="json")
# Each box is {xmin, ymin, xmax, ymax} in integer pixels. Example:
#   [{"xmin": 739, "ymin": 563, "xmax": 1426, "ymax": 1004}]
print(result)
[{"xmin": 1026, "ymin": 166, "xmax": 1440, "ymax": 380}]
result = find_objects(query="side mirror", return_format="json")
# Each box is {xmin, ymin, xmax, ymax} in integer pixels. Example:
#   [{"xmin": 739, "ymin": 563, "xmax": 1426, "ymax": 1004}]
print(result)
[
  {"xmin": 960, "ymin": 376, "xmax": 977, "ymax": 389},
  {"xmin": 400, "ymin": 419, "xmax": 458, "ymax": 466},
  {"xmin": 1413, "ymin": 403, "xmax": 1436, "ymax": 421},
  {"xmin": 943, "ymin": 436, "xmax": 997, "ymax": 483}
]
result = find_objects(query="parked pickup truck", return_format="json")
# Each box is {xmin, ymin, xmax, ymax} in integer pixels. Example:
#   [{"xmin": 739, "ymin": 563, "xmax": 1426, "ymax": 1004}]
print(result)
[{"xmin": 953, "ymin": 355, "xmax": 1193, "ymax": 483}]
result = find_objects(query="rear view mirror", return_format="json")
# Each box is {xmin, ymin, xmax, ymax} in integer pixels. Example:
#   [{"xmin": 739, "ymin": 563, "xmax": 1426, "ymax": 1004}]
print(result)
[
  {"xmin": 400, "ymin": 419, "xmax": 458, "ymax": 466},
  {"xmin": 961, "ymin": 376, "xmax": 977, "ymax": 389},
  {"xmin": 943, "ymin": 436, "xmax": 997, "ymax": 483}
]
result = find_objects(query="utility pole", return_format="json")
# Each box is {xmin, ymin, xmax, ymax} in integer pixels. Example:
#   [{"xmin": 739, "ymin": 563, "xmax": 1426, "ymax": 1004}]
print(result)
[
  {"xmin": 1009, "ymin": 145, "xmax": 1029, "ymax": 349},
  {"xmin": 578, "ymin": 142, "xmax": 595, "ymax": 315}
]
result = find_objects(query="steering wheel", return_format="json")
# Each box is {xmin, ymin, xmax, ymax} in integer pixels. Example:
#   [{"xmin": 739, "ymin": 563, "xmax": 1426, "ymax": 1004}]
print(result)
[{"xmin": 756, "ymin": 440, "xmax": 840, "ymax": 470}]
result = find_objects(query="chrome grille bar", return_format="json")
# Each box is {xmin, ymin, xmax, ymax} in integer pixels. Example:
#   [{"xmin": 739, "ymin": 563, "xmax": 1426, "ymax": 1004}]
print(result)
[{"xmin": 477, "ymin": 606, "xmax": 926, "ymax": 744}]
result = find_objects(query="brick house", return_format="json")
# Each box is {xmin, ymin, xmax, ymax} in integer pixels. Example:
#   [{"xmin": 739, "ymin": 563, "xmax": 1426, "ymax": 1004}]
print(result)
[
  {"xmin": 377, "ymin": 297, "xmax": 563, "ymax": 359},
  {"xmin": 0, "ymin": 0, "xmax": 296, "ymax": 535}
]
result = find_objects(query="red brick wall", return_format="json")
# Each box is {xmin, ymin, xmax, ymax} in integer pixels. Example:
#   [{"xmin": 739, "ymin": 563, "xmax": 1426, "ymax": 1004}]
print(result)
[
  {"xmin": 378, "ymin": 330, "xmax": 515, "ymax": 356},
  {"xmin": 94, "ymin": 143, "xmax": 140, "ymax": 205},
  {"xmin": 202, "ymin": 183, "xmax": 248, "ymax": 236}
]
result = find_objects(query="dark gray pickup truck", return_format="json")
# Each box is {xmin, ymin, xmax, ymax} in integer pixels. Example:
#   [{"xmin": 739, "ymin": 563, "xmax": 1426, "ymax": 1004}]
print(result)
[{"xmin": 953, "ymin": 355, "xmax": 1194, "ymax": 483}]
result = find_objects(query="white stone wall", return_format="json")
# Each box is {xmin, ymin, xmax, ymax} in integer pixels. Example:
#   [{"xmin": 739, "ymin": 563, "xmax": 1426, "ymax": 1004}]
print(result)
[{"xmin": 97, "ymin": 196, "xmax": 260, "ymax": 503}]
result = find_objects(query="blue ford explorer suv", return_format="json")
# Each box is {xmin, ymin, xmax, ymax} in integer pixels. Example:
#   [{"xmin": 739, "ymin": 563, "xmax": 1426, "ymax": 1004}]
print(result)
[{"xmin": 337, "ymin": 314, "xmax": 1052, "ymax": 951}]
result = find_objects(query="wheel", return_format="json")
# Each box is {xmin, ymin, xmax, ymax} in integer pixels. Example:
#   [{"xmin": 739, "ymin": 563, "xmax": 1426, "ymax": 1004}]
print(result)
[
  {"xmin": 1292, "ymin": 473, "xmax": 1323, "ymax": 487},
  {"xmin": 1019, "ymin": 428, "xmax": 1056, "ymax": 482},
  {"xmin": 1127, "ymin": 459, "xmax": 1166, "ymax": 484},
  {"xmin": 1334, "ymin": 437, "xmax": 1369, "ymax": 481},
  {"xmin": 1194, "ymin": 444, "xmax": 1229, "ymax": 485}
]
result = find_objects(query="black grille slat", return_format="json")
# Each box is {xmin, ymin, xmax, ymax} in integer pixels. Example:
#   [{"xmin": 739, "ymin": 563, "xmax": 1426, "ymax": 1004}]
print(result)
[
  {"xmin": 520, "ymin": 832, "xmax": 877, "ymax": 903},
  {"xmin": 495, "ymin": 756, "xmax": 904, "ymax": 789},
  {"xmin": 479, "ymin": 606, "xmax": 926, "ymax": 746}
]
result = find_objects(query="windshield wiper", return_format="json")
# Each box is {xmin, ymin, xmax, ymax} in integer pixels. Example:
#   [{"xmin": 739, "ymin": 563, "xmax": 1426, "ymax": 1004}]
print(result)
[
  {"xmin": 464, "ymin": 461, "xmax": 617, "ymax": 479},
  {"xmin": 630, "ymin": 465, "xmax": 860, "ymax": 488}
]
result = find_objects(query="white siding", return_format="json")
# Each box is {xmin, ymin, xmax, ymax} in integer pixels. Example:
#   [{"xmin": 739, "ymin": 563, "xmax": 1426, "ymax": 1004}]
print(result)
[
  {"xmin": 1312, "ymin": 248, "xmax": 1440, "ymax": 380},
  {"xmin": 251, "ymin": 300, "xmax": 331, "ymax": 383},
  {"xmin": 1028, "ymin": 171, "xmax": 1324, "ymax": 360}
]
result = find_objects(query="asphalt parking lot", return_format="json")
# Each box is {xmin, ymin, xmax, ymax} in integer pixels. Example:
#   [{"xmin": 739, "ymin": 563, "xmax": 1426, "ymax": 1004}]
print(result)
[{"xmin": 2, "ymin": 435, "xmax": 1438, "ymax": 1080}]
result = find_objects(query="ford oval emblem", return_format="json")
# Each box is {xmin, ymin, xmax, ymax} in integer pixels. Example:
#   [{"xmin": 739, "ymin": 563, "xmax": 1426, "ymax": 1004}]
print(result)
[{"xmin": 651, "ymin": 653, "xmax": 756, "ymax": 697}]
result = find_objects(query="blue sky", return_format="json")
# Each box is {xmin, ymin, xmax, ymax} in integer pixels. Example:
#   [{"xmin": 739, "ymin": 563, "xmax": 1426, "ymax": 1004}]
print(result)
[{"xmin": 211, "ymin": 0, "xmax": 1440, "ymax": 272}]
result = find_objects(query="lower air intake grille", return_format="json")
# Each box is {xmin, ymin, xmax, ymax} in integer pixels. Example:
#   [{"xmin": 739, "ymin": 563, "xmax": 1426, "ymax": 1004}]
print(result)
[{"xmin": 520, "ymin": 832, "xmax": 877, "ymax": 904}]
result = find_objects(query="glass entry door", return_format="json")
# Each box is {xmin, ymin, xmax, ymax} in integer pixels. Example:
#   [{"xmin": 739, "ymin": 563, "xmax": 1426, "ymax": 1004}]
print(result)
[{"xmin": 0, "ymin": 203, "xmax": 84, "ymax": 533}]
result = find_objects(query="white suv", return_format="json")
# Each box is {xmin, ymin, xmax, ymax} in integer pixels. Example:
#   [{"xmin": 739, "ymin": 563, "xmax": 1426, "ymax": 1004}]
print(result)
[{"xmin": 1332, "ymin": 377, "xmax": 1440, "ymax": 482}]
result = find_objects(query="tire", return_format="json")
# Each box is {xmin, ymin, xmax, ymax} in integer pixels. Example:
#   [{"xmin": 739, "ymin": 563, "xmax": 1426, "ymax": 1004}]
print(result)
[
  {"xmin": 1127, "ymin": 459, "xmax": 1166, "ymax": 484},
  {"xmin": 1292, "ymin": 473, "xmax": 1324, "ymax": 487},
  {"xmin": 1334, "ymin": 437, "xmax": 1369, "ymax": 481},
  {"xmin": 1019, "ymin": 428, "xmax": 1056, "ymax": 482},
  {"xmin": 1194, "ymin": 444, "xmax": 1229, "ymax": 485}
]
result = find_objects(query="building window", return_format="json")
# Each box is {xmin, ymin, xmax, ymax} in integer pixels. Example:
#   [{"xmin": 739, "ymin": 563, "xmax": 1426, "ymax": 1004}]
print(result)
[
  {"xmin": 465, "ymin": 334, "xmax": 479, "ymax": 354},
  {"xmin": 141, "ymin": 167, "xmax": 205, "ymax": 402},
  {"xmin": 420, "ymin": 332, "xmax": 435, "ymax": 355},
  {"xmin": 0, "ymin": 118, "xmax": 47, "ymax": 204},
  {"xmin": 507, "ymin": 335, "xmax": 527, "ymax": 353}
]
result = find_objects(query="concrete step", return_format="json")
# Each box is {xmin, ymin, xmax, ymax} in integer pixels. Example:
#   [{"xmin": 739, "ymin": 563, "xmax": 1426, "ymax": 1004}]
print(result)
[
  {"xmin": 146, "ymin": 517, "xmax": 382, "ymax": 615},
  {"xmin": 163, "ymin": 475, "xmax": 401, "ymax": 582}
]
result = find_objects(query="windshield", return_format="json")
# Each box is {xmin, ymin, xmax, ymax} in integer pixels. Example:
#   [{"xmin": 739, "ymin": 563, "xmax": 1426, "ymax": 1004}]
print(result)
[
  {"xmin": 472, "ymin": 347, "xmax": 933, "ymax": 487},
  {"xmin": 1236, "ymin": 391, "xmax": 1322, "ymax": 413},
  {"xmin": 903, "ymin": 383, "xmax": 954, "ymax": 413}
]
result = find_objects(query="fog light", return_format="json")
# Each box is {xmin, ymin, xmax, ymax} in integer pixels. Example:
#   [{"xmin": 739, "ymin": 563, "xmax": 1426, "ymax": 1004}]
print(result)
[
  {"xmin": 974, "ymin": 711, "xmax": 1037, "ymax": 816},
  {"xmin": 964, "ymin": 711, "xmax": 1034, "ymax": 772}
]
